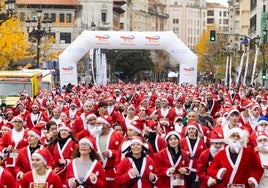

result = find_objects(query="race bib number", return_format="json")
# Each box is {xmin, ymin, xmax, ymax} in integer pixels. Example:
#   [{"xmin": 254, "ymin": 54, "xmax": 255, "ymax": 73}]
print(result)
[
  {"xmin": 30, "ymin": 182, "xmax": 48, "ymax": 188},
  {"xmin": 9, "ymin": 152, "xmax": 18, "ymax": 158},
  {"xmin": 172, "ymin": 173, "xmax": 184, "ymax": 186},
  {"xmin": 227, "ymin": 184, "xmax": 245, "ymax": 188}
]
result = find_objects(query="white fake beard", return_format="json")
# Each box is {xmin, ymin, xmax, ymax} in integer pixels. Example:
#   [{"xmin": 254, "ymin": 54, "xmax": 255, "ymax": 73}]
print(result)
[
  {"xmin": 210, "ymin": 145, "xmax": 224, "ymax": 157},
  {"xmin": 228, "ymin": 139, "xmax": 242, "ymax": 153},
  {"xmin": 257, "ymin": 126, "xmax": 268, "ymax": 134},
  {"xmin": 257, "ymin": 143, "xmax": 268, "ymax": 153},
  {"xmin": 88, "ymin": 125, "xmax": 103, "ymax": 136},
  {"xmin": 175, "ymin": 123, "xmax": 183, "ymax": 133}
]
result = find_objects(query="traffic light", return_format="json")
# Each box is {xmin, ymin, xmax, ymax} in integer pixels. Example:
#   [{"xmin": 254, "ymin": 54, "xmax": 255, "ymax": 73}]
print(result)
[
  {"xmin": 262, "ymin": 69, "xmax": 266, "ymax": 80},
  {"xmin": 209, "ymin": 30, "xmax": 216, "ymax": 42}
]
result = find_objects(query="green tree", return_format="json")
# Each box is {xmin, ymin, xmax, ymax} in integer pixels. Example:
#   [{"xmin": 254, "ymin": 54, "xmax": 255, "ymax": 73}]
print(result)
[{"xmin": 114, "ymin": 50, "xmax": 153, "ymax": 81}]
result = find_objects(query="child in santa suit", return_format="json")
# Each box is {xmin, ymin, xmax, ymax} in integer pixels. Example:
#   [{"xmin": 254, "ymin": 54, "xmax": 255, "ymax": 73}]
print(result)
[
  {"xmin": 196, "ymin": 130, "xmax": 225, "ymax": 188},
  {"xmin": 21, "ymin": 148, "xmax": 63, "ymax": 188},
  {"xmin": 256, "ymin": 131, "xmax": 268, "ymax": 188},
  {"xmin": 207, "ymin": 127, "xmax": 264, "ymax": 188}
]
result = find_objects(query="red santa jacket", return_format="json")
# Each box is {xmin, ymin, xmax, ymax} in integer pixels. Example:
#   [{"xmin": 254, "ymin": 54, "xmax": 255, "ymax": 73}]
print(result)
[
  {"xmin": 207, "ymin": 146, "xmax": 264, "ymax": 188},
  {"xmin": 0, "ymin": 166, "xmax": 16, "ymax": 188},
  {"xmin": 72, "ymin": 113, "xmax": 87, "ymax": 134},
  {"xmin": 0, "ymin": 129, "xmax": 28, "ymax": 168},
  {"xmin": 94, "ymin": 130, "xmax": 124, "ymax": 179},
  {"xmin": 155, "ymin": 147, "xmax": 189, "ymax": 188},
  {"xmin": 65, "ymin": 158, "xmax": 107, "ymax": 188},
  {"xmin": 48, "ymin": 138, "xmax": 78, "ymax": 182},
  {"xmin": 196, "ymin": 148, "xmax": 214, "ymax": 188},
  {"xmin": 157, "ymin": 107, "xmax": 176, "ymax": 134},
  {"xmin": 25, "ymin": 111, "xmax": 49, "ymax": 130},
  {"xmin": 180, "ymin": 137, "xmax": 207, "ymax": 172},
  {"xmin": 115, "ymin": 156, "xmax": 158, "ymax": 188},
  {"xmin": 14, "ymin": 144, "xmax": 45, "ymax": 179},
  {"xmin": 21, "ymin": 168, "xmax": 63, "ymax": 188}
]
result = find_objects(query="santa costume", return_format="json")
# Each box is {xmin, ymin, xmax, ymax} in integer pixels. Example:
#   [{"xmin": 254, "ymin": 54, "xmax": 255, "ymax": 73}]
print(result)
[{"xmin": 207, "ymin": 128, "xmax": 264, "ymax": 188}]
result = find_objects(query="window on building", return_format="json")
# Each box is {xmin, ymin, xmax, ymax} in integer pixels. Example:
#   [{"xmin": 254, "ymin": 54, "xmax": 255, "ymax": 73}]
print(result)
[
  {"xmin": 19, "ymin": 12, "xmax": 25, "ymax": 22},
  {"xmin": 207, "ymin": 18, "xmax": 214, "ymax": 24},
  {"xmin": 59, "ymin": 14, "xmax": 65, "ymax": 22},
  {"xmin": 51, "ymin": 13, "xmax": 56, "ymax": 22},
  {"xmin": 173, "ymin": 28, "xmax": 179, "ymax": 33},
  {"xmin": 207, "ymin": 10, "xmax": 214, "ymax": 16},
  {"xmin": 120, "ymin": 23, "xmax": 124, "ymax": 30},
  {"xmin": 60, "ymin": 32, "xmax": 71, "ymax": 43},
  {"xmin": 66, "ymin": 14, "xmax": 72, "ymax": 23},
  {"xmin": 249, "ymin": 14, "xmax": 257, "ymax": 33},
  {"xmin": 174, "ymin": 1, "xmax": 177, "ymax": 5},
  {"xmin": 223, "ymin": 19, "xmax": 229, "ymax": 24},
  {"xmin": 250, "ymin": 0, "xmax": 257, "ymax": 11},
  {"xmin": 173, "ymin": 19, "xmax": 179, "ymax": 24},
  {"xmin": 43, "ymin": 13, "xmax": 49, "ymax": 20},
  {"xmin": 223, "ymin": 11, "xmax": 227, "ymax": 17},
  {"xmin": 219, "ymin": 11, "xmax": 222, "ymax": 16},
  {"xmin": 101, "ymin": 12, "xmax": 107, "ymax": 22}
]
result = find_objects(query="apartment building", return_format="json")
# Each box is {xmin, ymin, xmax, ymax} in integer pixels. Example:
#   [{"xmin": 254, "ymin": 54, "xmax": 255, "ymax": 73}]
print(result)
[{"xmin": 206, "ymin": 3, "xmax": 229, "ymax": 33}]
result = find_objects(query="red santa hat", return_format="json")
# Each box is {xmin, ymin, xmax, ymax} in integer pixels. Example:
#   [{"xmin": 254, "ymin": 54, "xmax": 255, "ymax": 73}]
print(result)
[
  {"xmin": 79, "ymin": 137, "xmax": 95, "ymax": 149},
  {"xmin": 210, "ymin": 130, "xmax": 224, "ymax": 143},
  {"xmin": 4, "ymin": 108, "xmax": 13, "ymax": 115},
  {"xmin": 128, "ymin": 119, "xmax": 145, "ymax": 135},
  {"xmin": 28, "ymin": 125, "xmax": 43, "ymax": 139},
  {"xmin": 85, "ymin": 112, "xmax": 97, "ymax": 120},
  {"xmin": 129, "ymin": 136, "xmax": 145, "ymax": 146},
  {"xmin": 147, "ymin": 108, "xmax": 157, "ymax": 118},
  {"xmin": 12, "ymin": 115, "xmax": 25, "ymax": 126},
  {"xmin": 127, "ymin": 105, "xmax": 136, "ymax": 111},
  {"xmin": 256, "ymin": 131, "xmax": 268, "ymax": 142},
  {"xmin": 58, "ymin": 121, "xmax": 72, "ymax": 132},
  {"xmin": 96, "ymin": 115, "xmax": 112, "ymax": 127},
  {"xmin": 250, "ymin": 103, "xmax": 260, "ymax": 111},
  {"xmin": 165, "ymin": 131, "xmax": 181, "ymax": 141},
  {"xmin": 200, "ymin": 100, "xmax": 207, "ymax": 107},
  {"xmin": 226, "ymin": 107, "xmax": 240, "ymax": 119},
  {"xmin": 31, "ymin": 102, "xmax": 40, "ymax": 109},
  {"xmin": 1, "ymin": 123, "xmax": 12, "ymax": 131},
  {"xmin": 186, "ymin": 121, "xmax": 198, "ymax": 131},
  {"xmin": 32, "ymin": 149, "xmax": 53, "ymax": 166},
  {"xmin": 145, "ymin": 120, "xmax": 157, "ymax": 132}
]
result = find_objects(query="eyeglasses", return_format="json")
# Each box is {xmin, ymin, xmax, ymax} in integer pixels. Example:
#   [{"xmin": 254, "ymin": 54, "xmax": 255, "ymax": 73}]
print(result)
[
  {"xmin": 14, "ymin": 121, "xmax": 23, "ymax": 123},
  {"xmin": 257, "ymin": 139, "xmax": 268, "ymax": 142}
]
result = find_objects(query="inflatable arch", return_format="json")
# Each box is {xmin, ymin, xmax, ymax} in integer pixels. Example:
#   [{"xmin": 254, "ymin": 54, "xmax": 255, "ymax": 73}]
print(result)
[{"xmin": 58, "ymin": 31, "xmax": 197, "ymax": 86}]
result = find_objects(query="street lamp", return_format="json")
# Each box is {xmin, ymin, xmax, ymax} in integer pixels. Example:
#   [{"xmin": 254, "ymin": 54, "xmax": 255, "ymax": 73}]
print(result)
[
  {"xmin": 26, "ymin": 9, "xmax": 52, "ymax": 68},
  {"xmin": 0, "ymin": 0, "xmax": 16, "ymax": 26}
]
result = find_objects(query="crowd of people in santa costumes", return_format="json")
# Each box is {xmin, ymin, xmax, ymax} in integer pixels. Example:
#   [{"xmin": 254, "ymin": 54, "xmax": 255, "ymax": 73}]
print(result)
[{"xmin": 0, "ymin": 81, "xmax": 268, "ymax": 187}]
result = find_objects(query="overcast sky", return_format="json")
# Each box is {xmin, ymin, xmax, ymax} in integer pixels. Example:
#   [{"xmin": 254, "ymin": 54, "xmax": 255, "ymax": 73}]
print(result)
[{"xmin": 206, "ymin": 0, "xmax": 228, "ymax": 7}]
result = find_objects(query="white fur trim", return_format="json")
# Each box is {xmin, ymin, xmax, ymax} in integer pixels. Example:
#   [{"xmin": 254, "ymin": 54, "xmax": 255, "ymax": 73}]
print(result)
[
  {"xmin": 79, "ymin": 138, "xmax": 94, "ymax": 149},
  {"xmin": 32, "ymin": 153, "xmax": 47, "ymax": 165},
  {"xmin": 216, "ymin": 168, "xmax": 226, "ymax": 180},
  {"xmin": 128, "ymin": 170, "xmax": 136, "ymax": 179},
  {"xmin": 28, "ymin": 130, "xmax": 41, "ymax": 139},
  {"xmin": 90, "ymin": 174, "xmax": 97, "ymax": 184},
  {"xmin": 207, "ymin": 177, "xmax": 214, "ymax": 187},
  {"xmin": 128, "ymin": 124, "xmax": 142, "ymax": 135},
  {"xmin": 248, "ymin": 177, "xmax": 258, "ymax": 187},
  {"xmin": 97, "ymin": 117, "xmax": 110, "ymax": 126}
]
